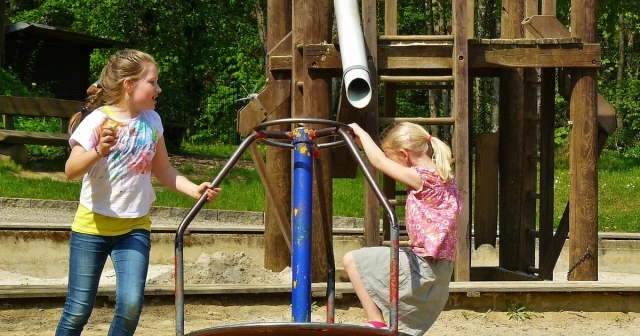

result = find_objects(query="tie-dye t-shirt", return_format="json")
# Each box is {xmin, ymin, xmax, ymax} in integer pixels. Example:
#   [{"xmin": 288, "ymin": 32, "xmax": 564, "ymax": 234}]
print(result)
[
  {"xmin": 69, "ymin": 108, "xmax": 164, "ymax": 218},
  {"xmin": 405, "ymin": 166, "xmax": 462, "ymax": 261}
]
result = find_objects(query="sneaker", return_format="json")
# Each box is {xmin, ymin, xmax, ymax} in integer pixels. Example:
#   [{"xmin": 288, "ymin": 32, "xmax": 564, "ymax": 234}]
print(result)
[{"xmin": 366, "ymin": 321, "xmax": 388, "ymax": 329}]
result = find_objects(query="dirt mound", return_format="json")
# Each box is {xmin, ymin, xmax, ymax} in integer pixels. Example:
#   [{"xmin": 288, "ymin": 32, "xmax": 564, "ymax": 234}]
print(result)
[{"xmin": 148, "ymin": 251, "xmax": 291, "ymax": 285}]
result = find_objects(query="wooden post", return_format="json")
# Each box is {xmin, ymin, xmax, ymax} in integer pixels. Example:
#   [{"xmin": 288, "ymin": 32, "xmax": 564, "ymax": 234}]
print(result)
[
  {"xmin": 498, "ymin": 0, "xmax": 525, "ymax": 272},
  {"xmin": 568, "ymin": 0, "xmax": 598, "ymax": 281},
  {"xmin": 453, "ymin": 0, "xmax": 470, "ymax": 281},
  {"xmin": 303, "ymin": 0, "xmax": 333, "ymax": 282},
  {"xmin": 539, "ymin": 0, "xmax": 557, "ymax": 280},
  {"xmin": 382, "ymin": 0, "xmax": 397, "ymax": 242},
  {"xmin": 362, "ymin": 0, "xmax": 381, "ymax": 247},
  {"xmin": 264, "ymin": 0, "xmax": 293, "ymax": 272},
  {"xmin": 542, "ymin": 0, "xmax": 557, "ymax": 17},
  {"xmin": 520, "ymin": 0, "xmax": 539, "ymax": 273}
]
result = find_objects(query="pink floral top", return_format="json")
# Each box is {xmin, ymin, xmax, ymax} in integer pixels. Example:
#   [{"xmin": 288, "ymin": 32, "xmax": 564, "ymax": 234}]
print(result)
[{"xmin": 405, "ymin": 166, "xmax": 462, "ymax": 261}]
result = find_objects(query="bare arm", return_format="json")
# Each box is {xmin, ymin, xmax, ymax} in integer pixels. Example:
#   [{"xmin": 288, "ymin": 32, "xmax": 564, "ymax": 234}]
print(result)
[
  {"xmin": 349, "ymin": 123, "xmax": 422, "ymax": 190},
  {"xmin": 151, "ymin": 136, "xmax": 220, "ymax": 202},
  {"xmin": 65, "ymin": 124, "xmax": 116, "ymax": 180}
]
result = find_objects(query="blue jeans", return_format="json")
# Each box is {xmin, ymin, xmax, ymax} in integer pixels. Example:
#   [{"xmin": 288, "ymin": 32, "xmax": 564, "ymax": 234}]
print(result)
[{"xmin": 55, "ymin": 229, "xmax": 151, "ymax": 336}]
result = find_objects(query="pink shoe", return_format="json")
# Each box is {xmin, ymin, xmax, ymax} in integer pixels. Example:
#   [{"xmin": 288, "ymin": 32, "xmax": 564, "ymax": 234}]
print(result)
[{"xmin": 366, "ymin": 321, "xmax": 388, "ymax": 329}]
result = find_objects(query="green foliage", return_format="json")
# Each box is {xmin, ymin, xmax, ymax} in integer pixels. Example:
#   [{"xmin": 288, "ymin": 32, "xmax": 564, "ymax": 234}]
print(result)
[{"xmin": 506, "ymin": 301, "xmax": 531, "ymax": 321}]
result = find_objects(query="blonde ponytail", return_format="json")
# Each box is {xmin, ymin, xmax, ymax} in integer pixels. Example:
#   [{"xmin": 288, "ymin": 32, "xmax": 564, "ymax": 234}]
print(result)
[
  {"xmin": 428, "ymin": 135, "xmax": 453, "ymax": 182},
  {"xmin": 68, "ymin": 86, "xmax": 105, "ymax": 134}
]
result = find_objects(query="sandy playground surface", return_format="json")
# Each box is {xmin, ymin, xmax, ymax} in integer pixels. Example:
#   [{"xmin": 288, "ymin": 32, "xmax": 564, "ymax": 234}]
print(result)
[{"xmin": 0, "ymin": 252, "xmax": 638, "ymax": 335}]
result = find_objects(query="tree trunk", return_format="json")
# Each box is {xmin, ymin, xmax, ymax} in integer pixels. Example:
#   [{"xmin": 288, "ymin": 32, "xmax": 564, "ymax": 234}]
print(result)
[{"xmin": 255, "ymin": 0, "xmax": 268, "ymax": 57}]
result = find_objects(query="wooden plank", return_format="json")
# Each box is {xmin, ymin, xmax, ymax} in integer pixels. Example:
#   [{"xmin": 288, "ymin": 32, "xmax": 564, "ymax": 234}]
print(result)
[
  {"xmin": 539, "ymin": 68, "xmax": 555, "ymax": 280},
  {"xmin": 273, "ymin": 43, "xmax": 601, "ymax": 71},
  {"xmin": 469, "ymin": 43, "xmax": 601, "ymax": 68},
  {"xmin": 471, "ymin": 267, "xmax": 540, "ymax": 281},
  {"xmin": 362, "ymin": 0, "xmax": 380, "ymax": 248},
  {"xmin": 453, "ymin": 0, "xmax": 471, "ymax": 282},
  {"xmin": 378, "ymin": 44, "xmax": 453, "ymax": 70},
  {"xmin": 0, "ymin": 130, "xmax": 70, "ymax": 146},
  {"xmin": 522, "ymin": 15, "xmax": 616, "ymax": 136},
  {"xmin": 267, "ymin": 31, "xmax": 292, "ymax": 58},
  {"xmin": 522, "ymin": 15, "xmax": 569, "ymax": 38},
  {"xmin": 2, "ymin": 281, "xmax": 639, "ymax": 299},
  {"xmin": 542, "ymin": 0, "xmax": 556, "ymax": 16},
  {"xmin": 0, "ymin": 96, "xmax": 83, "ymax": 117},
  {"xmin": 384, "ymin": 0, "xmax": 398, "ymax": 36},
  {"xmin": 567, "ymin": 0, "xmax": 598, "ymax": 282},
  {"xmin": 473, "ymin": 133, "xmax": 499, "ymax": 249},
  {"xmin": 236, "ymin": 79, "xmax": 291, "ymax": 136},
  {"xmin": 498, "ymin": 0, "xmax": 525, "ymax": 273},
  {"xmin": 538, "ymin": 128, "xmax": 608, "ymax": 280},
  {"xmin": 379, "ymin": 35, "xmax": 454, "ymax": 41},
  {"xmin": 382, "ymin": 81, "xmax": 397, "ymax": 241},
  {"xmin": 263, "ymin": 0, "xmax": 293, "ymax": 273},
  {"xmin": 303, "ymin": 0, "xmax": 333, "ymax": 282}
]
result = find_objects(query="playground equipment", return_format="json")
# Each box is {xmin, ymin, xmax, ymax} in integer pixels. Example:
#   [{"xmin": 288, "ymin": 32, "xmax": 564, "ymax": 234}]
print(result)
[
  {"xmin": 175, "ymin": 118, "xmax": 401, "ymax": 335},
  {"xmin": 334, "ymin": 0, "xmax": 372, "ymax": 109},
  {"xmin": 238, "ymin": 0, "xmax": 611, "ymax": 283}
]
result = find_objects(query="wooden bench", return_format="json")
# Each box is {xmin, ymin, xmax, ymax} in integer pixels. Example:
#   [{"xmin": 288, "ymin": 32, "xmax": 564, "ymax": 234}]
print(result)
[{"xmin": 0, "ymin": 96, "xmax": 84, "ymax": 164}]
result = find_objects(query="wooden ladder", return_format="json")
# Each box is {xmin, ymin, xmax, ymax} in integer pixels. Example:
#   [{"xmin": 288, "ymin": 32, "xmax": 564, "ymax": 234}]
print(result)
[{"xmin": 378, "ymin": 0, "xmax": 471, "ymax": 281}]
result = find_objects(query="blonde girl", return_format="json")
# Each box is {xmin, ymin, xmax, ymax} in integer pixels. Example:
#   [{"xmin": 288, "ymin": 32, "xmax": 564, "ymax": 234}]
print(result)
[
  {"xmin": 56, "ymin": 49, "xmax": 220, "ymax": 336},
  {"xmin": 344, "ymin": 122, "xmax": 461, "ymax": 336}
]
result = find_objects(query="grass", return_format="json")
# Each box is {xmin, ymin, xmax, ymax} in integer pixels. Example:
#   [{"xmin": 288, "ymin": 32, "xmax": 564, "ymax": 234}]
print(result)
[{"xmin": 1, "ymin": 144, "xmax": 639, "ymax": 232}]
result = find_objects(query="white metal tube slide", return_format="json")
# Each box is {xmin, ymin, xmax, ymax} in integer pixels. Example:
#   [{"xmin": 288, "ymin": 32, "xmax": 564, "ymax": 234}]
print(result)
[{"xmin": 334, "ymin": 0, "xmax": 372, "ymax": 109}]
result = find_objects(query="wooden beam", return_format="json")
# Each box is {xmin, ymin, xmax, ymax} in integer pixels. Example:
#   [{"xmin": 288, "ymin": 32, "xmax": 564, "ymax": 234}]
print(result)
[
  {"xmin": 542, "ymin": 0, "xmax": 556, "ymax": 16},
  {"xmin": 568, "ymin": 0, "xmax": 598, "ymax": 281},
  {"xmin": 385, "ymin": 0, "xmax": 398, "ymax": 36},
  {"xmin": 249, "ymin": 143, "xmax": 292, "ymax": 254},
  {"xmin": 522, "ymin": 15, "xmax": 616, "ymax": 136},
  {"xmin": 538, "ymin": 68, "xmax": 556, "ymax": 280},
  {"xmin": 267, "ymin": 31, "xmax": 292, "ymax": 58},
  {"xmin": 473, "ymin": 133, "xmax": 499, "ymax": 249},
  {"xmin": 498, "ymin": 0, "xmax": 525, "ymax": 272},
  {"xmin": 263, "ymin": 0, "xmax": 292, "ymax": 273},
  {"xmin": 471, "ymin": 267, "xmax": 540, "ymax": 281},
  {"xmin": 382, "ymin": 81, "xmax": 397, "ymax": 241},
  {"xmin": 303, "ymin": 0, "xmax": 333, "ymax": 282},
  {"xmin": 362, "ymin": 0, "xmax": 380, "ymax": 248},
  {"xmin": 236, "ymin": 79, "xmax": 291, "ymax": 136},
  {"xmin": 453, "ymin": 0, "xmax": 471, "ymax": 281},
  {"xmin": 538, "ymin": 131, "xmax": 608, "ymax": 280},
  {"xmin": 332, "ymin": 82, "xmax": 363, "ymax": 179},
  {"xmin": 0, "ymin": 96, "xmax": 83, "ymax": 117},
  {"xmin": 272, "ymin": 42, "xmax": 601, "ymax": 71},
  {"xmin": 520, "ymin": 68, "xmax": 538, "ymax": 272}
]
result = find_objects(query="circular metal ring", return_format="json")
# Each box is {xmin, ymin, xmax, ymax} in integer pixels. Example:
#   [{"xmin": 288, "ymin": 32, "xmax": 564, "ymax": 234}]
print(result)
[{"xmin": 253, "ymin": 118, "xmax": 352, "ymax": 149}]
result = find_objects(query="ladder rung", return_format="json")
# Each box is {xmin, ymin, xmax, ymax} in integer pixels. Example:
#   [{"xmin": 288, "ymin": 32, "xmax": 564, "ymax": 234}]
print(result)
[
  {"xmin": 396, "ymin": 84, "xmax": 454, "ymax": 90},
  {"xmin": 527, "ymin": 266, "xmax": 540, "ymax": 274},
  {"xmin": 382, "ymin": 240, "xmax": 411, "ymax": 247},
  {"xmin": 394, "ymin": 190, "xmax": 405, "ymax": 196},
  {"xmin": 526, "ymin": 228, "xmax": 539, "ymax": 237},
  {"xmin": 388, "ymin": 199, "xmax": 406, "ymax": 206},
  {"xmin": 379, "ymin": 117, "xmax": 455, "ymax": 126},
  {"xmin": 528, "ymin": 192, "xmax": 541, "ymax": 200},
  {"xmin": 379, "ymin": 35, "xmax": 454, "ymax": 42},
  {"xmin": 530, "ymin": 117, "xmax": 541, "ymax": 124},
  {"xmin": 379, "ymin": 76, "xmax": 455, "ymax": 83}
]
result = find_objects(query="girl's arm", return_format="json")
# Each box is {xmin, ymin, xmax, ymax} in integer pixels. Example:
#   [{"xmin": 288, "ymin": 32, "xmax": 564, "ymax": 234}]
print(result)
[
  {"xmin": 65, "ymin": 124, "xmax": 117, "ymax": 180},
  {"xmin": 349, "ymin": 123, "xmax": 422, "ymax": 190},
  {"xmin": 151, "ymin": 137, "xmax": 220, "ymax": 202}
]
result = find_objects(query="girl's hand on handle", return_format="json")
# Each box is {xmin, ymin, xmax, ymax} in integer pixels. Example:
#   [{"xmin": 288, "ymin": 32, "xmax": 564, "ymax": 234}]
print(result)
[
  {"xmin": 193, "ymin": 182, "xmax": 221, "ymax": 203},
  {"xmin": 348, "ymin": 123, "xmax": 364, "ymax": 148}
]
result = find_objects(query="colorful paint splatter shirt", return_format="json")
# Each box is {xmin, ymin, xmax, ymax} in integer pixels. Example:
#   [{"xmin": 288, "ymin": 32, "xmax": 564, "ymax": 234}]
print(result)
[
  {"xmin": 69, "ymin": 108, "xmax": 163, "ymax": 219},
  {"xmin": 405, "ymin": 166, "xmax": 462, "ymax": 261}
]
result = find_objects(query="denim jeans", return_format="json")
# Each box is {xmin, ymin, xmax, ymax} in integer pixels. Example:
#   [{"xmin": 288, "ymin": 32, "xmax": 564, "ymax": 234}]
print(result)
[{"xmin": 55, "ymin": 229, "xmax": 151, "ymax": 336}]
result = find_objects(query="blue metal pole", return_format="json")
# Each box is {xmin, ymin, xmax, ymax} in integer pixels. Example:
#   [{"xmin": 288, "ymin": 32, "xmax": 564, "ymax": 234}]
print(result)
[{"xmin": 291, "ymin": 126, "xmax": 313, "ymax": 322}]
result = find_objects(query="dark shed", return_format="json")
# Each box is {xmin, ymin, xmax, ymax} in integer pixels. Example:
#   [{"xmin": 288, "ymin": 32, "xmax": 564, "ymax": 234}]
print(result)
[{"xmin": 4, "ymin": 22, "xmax": 121, "ymax": 101}]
